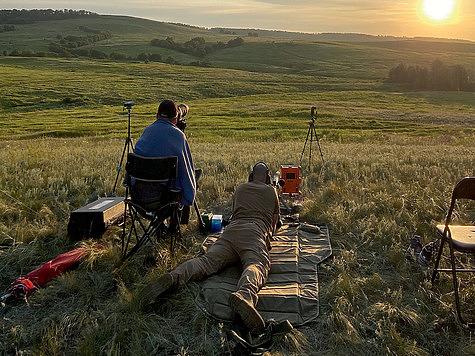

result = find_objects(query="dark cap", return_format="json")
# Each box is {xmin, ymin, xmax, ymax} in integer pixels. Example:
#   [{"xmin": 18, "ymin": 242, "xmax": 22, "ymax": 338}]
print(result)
[
  {"xmin": 158, "ymin": 100, "xmax": 178, "ymax": 119},
  {"xmin": 253, "ymin": 162, "xmax": 269, "ymax": 176}
]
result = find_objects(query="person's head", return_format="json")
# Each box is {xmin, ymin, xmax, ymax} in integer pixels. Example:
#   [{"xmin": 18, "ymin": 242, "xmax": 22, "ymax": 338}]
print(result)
[
  {"xmin": 157, "ymin": 99, "xmax": 178, "ymax": 124},
  {"xmin": 249, "ymin": 162, "xmax": 271, "ymax": 184}
]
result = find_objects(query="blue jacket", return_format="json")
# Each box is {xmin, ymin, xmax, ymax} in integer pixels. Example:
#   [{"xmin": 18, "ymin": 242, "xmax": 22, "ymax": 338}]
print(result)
[{"xmin": 134, "ymin": 118, "xmax": 196, "ymax": 206}]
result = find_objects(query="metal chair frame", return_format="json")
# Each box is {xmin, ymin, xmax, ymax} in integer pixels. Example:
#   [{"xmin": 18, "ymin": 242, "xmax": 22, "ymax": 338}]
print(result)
[
  {"xmin": 431, "ymin": 177, "xmax": 475, "ymax": 329},
  {"xmin": 121, "ymin": 153, "xmax": 182, "ymax": 261}
]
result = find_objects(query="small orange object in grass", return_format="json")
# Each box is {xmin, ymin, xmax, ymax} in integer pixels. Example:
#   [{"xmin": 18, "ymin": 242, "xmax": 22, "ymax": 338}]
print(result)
[{"xmin": 280, "ymin": 165, "xmax": 301, "ymax": 196}]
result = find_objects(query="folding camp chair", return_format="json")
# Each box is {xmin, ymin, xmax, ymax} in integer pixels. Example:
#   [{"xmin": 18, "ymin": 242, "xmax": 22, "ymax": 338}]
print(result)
[
  {"xmin": 431, "ymin": 177, "xmax": 475, "ymax": 329},
  {"xmin": 121, "ymin": 153, "xmax": 183, "ymax": 261}
]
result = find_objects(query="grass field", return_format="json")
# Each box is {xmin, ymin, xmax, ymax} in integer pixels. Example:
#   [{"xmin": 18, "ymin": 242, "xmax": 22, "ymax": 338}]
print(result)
[
  {"xmin": 1, "ymin": 57, "xmax": 474, "ymax": 143},
  {"xmin": 0, "ymin": 139, "xmax": 474, "ymax": 355},
  {"xmin": 0, "ymin": 13, "xmax": 475, "ymax": 355}
]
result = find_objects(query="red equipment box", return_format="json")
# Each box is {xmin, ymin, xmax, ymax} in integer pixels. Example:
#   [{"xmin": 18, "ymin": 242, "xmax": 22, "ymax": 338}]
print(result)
[{"xmin": 280, "ymin": 165, "xmax": 301, "ymax": 196}]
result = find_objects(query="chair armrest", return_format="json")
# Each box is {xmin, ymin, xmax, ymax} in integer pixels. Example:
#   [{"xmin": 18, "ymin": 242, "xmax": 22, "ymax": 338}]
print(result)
[{"xmin": 125, "ymin": 199, "xmax": 154, "ymax": 218}]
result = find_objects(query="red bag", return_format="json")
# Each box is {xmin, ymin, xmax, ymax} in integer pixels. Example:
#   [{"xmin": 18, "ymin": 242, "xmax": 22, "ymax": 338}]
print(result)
[{"xmin": 7, "ymin": 247, "xmax": 88, "ymax": 298}]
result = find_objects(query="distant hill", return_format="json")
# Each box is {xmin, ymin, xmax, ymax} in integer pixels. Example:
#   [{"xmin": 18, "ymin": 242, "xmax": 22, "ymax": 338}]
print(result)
[
  {"xmin": 1, "ymin": 12, "xmax": 474, "ymax": 80},
  {"xmin": 211, "ymin": 29, "xmax": 401, "ymax": 42}
]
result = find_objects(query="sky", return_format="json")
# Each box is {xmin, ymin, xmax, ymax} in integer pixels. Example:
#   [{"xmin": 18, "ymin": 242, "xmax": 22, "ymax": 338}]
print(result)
[{"xmin": 3, "ymin": 1, "xmax": 475, "ymax": 41}]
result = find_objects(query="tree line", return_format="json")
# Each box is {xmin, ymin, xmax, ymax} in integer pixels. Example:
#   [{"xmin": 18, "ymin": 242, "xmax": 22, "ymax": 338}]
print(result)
[
  {"xmin": 150, "ymin": 36, "xmax": 244, "ymax": 57},
  {"xmin": 53, "ymin": 31, "xmax": 112, "ymax": 48},
  {"xmin": 387, "ymin": 60, "xmax": 474, "ymax": 92},
  {"xmin": 4, "ymin": 46, "xmax": 209, "ymax": 68},
  {"xmin": 0, "ymin": 24, "xmax": 16, "ymax": 32},
  {"xmin": 0, "ymin": 9, "xmax": 97, "ymax": 24},
  {"xmin": 5, "ymin": 48, "xmax": 211, "ymax": 68}
]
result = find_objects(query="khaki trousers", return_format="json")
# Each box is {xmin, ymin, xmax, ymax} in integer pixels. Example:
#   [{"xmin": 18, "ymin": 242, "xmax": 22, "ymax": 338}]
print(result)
[{"xmin": 170, "ymin": 222, "xmax": 270, "ymax": 306}]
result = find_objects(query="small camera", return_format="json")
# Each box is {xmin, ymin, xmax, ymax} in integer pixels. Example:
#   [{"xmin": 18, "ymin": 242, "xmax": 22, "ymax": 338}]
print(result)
[
  {"xmin": 310, "ymin": 106, "xmax": 317, "ymax": 121},
  {"xmin": 123, "ymin": 101, "xmax": 135, "ymax": 109}
]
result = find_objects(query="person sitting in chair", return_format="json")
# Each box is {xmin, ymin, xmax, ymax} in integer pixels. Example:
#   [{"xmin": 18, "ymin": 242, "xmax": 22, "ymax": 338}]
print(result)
[
  {"xmin": 139, "ymin": 162, "xmax": 280, "ymax": 331},
  {"xmin": 133, "ymin": 99, "xmax": 196, "ymax": 224}
]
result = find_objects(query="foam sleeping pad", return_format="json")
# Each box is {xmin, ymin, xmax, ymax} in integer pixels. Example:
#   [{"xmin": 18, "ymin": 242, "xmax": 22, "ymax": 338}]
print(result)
[{"xmin": 194, "ymin": 223, "xmax": 332, "ymax": 327}]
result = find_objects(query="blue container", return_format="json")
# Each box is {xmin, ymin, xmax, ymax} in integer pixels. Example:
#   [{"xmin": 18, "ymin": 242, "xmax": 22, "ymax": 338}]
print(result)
[{"xmin": 210, "ymin": 215, "xmax": 222, "ymax": 232}]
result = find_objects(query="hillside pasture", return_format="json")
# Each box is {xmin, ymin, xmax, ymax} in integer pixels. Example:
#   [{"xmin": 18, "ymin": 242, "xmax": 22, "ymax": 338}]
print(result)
[
  {"xmin": 1, "ymin": 15, "xmax": 475, "ymax": 77},
  {"xmin": 1, "ymin": 57, "xmax": 474, "ymax": 142}
]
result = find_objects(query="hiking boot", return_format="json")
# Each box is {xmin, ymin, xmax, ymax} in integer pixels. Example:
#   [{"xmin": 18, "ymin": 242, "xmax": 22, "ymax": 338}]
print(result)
[
  {"xmin": 405, "ymin": 235, "xmax": 423, "ymax": 261},
  {"xmin": 417, "ymin": 242, "xmax": 435, "ymax": 267},
  {"xmin": 229, "ymin": 292, "xmax": 265, "ymax": 331},
  {"xmin": 139, "ymin": 273, "xmax": 175, "ymax": 308}
]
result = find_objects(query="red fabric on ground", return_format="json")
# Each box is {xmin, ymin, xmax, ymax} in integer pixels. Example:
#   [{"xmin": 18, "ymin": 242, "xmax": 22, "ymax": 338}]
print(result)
[
  {"xmin": 8, "ymin": 277, "xmax": 36, "ymax": 298},
  {"xmin": 8, "ymin": 247, "xmax": 89, "ymax": 298},
  {"xmin": 26, "ymin": 247, "xmax": 89, "ymax": 287}
]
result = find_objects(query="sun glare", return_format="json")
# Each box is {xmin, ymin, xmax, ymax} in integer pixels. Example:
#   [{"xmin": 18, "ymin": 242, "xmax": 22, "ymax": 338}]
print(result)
[{"xmin": 421, "ymin": 0, "xmax": 456, "ymax": 21}]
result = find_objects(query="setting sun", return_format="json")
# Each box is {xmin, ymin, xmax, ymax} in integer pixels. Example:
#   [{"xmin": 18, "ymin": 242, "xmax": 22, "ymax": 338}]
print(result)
[{"xmin": 421, "ymin": 0, "xmax": 456, "ymax": 21}]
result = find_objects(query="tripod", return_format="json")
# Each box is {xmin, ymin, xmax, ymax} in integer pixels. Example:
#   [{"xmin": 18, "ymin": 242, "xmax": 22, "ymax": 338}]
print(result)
[
  {"xmin": 300, "ymin": 106, "xmax": 325, "ymax": 168},
  {"xmin": 111, "ymin": 101, "xmax": 135, "ymax": 196}
]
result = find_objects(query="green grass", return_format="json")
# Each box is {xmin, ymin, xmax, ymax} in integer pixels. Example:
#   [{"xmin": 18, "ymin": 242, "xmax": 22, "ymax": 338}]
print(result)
[
  {"xmin": 0, "ymin": 138, "xmax": 474, "ymax": 355},
  {"xmin": 0, "ymin": 14, "xmax": 474, "ymax": 355},
  {"xmin": 1, "ymin": 57, "xmax": 474, "ymax": 142}
]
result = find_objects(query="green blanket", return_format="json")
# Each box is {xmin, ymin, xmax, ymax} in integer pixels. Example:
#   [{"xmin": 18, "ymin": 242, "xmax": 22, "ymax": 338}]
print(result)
[{"xmin": 195, "ymin": 223, "xmax": 332, "ymax": 327}]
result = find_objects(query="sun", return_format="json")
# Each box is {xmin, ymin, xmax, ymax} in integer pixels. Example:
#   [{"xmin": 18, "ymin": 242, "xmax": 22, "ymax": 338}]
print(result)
[{"xmin": 421, "ymin": 0, "xmax": 456, "ymax": 21}]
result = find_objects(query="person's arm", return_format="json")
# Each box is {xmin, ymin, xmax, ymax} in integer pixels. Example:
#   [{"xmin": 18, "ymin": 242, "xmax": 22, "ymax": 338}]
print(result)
[{"xmin": 178, "ymin": 137, "xmax": 196, "ymax": 206}]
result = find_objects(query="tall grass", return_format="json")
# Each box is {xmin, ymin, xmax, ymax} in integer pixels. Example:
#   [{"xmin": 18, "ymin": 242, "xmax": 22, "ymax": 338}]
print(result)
[{"xmin": 0, "ymin": 138, "xmax": 473, "ymax": 354}]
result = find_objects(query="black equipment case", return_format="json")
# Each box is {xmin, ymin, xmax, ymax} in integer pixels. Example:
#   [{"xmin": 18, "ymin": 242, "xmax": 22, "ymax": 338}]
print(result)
[{"xmin": 67, "ymin": 197, "xmax": 125, "ymax": 240}]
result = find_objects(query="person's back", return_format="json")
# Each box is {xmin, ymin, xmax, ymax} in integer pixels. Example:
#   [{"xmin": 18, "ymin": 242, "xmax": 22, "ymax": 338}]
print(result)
[
  {"xmin": 135, "ymin": 118, "xmax": 186, "ymax": 158},
  {"xmin": 133, "ymin": 100, "xmax": 196, "ymax": 207},
  {"xmin": 229, "ymin": 181, "xmax": 279, "ymax": 237}
]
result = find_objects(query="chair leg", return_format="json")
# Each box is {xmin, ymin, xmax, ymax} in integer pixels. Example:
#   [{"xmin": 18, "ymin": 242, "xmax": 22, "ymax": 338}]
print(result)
[
  {"xmin": 194, "ymin": 200, "xmax": 206, "ymax": 232},
  {"xmin": 122, "ymin": 207, "xmax": 137, "ymax": 258},
  {"xmin": 170, "ymin": 208, "xmax": 182, "ymax": 257},
  {"xmin": 123, "ymin": 231, "xmax": 151, "ymax": 261},
  {"xmin": 122, "ymin": 207, "xmax": 138, "ymax": 260},
  {"xmin": 431, "ymin": 237, "xmax": 445, "ymax": 284},
  {"xmin": 122, "ymin": 203, "xmax": 183, "ymax": 261},
  {"xmin": 121, "ymin": 206, "xmax": 158, "ymax": 261},
  {"xmin": 121, "ymin": 203, "xmax": 129, "ymax": 254},
  {"xmin": 448, "ymin": 240, "xmax": 467, "ymax": 326}
]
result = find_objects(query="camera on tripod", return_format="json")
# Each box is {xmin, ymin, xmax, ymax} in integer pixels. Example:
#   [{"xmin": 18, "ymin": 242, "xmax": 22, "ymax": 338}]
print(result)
[
  {"xmin": 300, "ymin": 106, "xmax": 324, "ymax": 167},
  {"xmin": 123, "ymin": 101, "xmax": 135, "ymax": 110},
  {"xmin": 176, "ymin": 103, "xmax": 189, "ymax": 131},
  {"xmin": 310, "ymin": 106, "xmax": 317, "ymax": 122}
]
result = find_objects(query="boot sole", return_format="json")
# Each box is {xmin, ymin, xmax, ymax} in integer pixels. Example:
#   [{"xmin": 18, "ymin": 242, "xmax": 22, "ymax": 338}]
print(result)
[{"xmin": 229, "ymin": 293, "xmax": 265, "ymax": 331}]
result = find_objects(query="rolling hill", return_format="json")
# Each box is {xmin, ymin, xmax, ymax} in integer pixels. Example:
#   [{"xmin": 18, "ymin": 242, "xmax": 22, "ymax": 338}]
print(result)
[{"xmin": 1, "ymin": 14, "xmax": 474, "ymax": 79}]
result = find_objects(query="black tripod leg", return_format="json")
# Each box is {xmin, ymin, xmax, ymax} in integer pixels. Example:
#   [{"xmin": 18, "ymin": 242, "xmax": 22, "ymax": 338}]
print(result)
[
  {"xmin": 309, "ymin": 127, "xmax": 313, "ymax": 168},
  {"xmin": 313, "ymin": 126, "xmax": 325, "ymax": 165},
  {"xmin": 121, "ymin": 195, "xmax": 128, "ymax": 253},
  {"xmin": 111, "ymin": 139, "xmax": 129, "ymax": 196},
  {"xmin": 194, "ymin": 200, "xmax": 206, "ymax": 232},
  {"xmin": 300, "ymin": 127, "xmax": 311, "ymax": 164}
]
